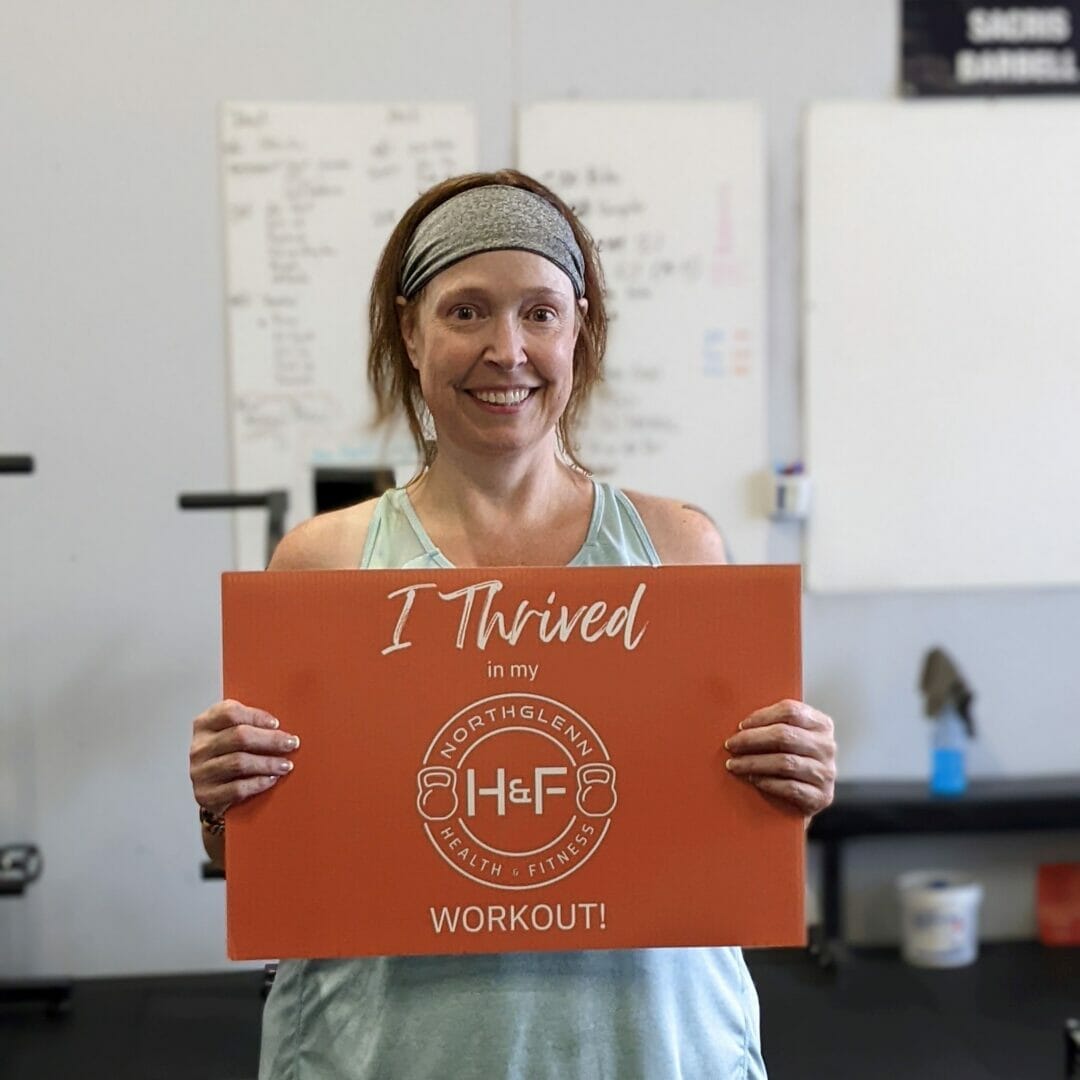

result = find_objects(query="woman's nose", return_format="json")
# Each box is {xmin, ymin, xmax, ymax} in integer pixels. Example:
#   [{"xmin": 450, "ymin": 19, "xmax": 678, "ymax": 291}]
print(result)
[{"xmin": 483, "ymin": 314, "xmax": 526, "ymax": 368}]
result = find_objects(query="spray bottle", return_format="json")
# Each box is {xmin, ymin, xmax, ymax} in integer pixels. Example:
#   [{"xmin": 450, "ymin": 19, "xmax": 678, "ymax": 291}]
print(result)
[{"xmin": 919, "ymin": 647, "xmax": 976, "ymax": 797}]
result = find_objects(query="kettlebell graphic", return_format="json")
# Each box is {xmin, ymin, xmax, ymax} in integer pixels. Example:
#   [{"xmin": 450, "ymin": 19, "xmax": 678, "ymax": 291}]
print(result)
[
  {"xmin": 575, "ymin": 763, "xmax": 617, "ymax": 817},
  {"xmin": 417, "ymin": 767, "xmax": 458, "ymax": 821}
]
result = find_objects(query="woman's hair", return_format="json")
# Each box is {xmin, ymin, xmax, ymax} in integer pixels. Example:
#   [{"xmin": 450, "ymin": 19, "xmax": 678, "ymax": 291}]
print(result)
[{"xmin": 368, "ymin": 170, "xmax": 607, "ymax": 473}]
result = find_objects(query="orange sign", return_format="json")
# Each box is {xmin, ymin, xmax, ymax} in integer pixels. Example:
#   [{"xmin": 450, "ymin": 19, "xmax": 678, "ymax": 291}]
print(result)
[{"xmin": 221, "ymin": 565, "xmax": 805, "ymax": 959}]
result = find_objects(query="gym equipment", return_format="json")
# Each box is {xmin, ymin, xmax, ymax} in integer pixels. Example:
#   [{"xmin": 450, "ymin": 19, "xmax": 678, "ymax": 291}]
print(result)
[
  {"xmin": 0, "ymin": 456, "xmax": 34, "ymax": 474},
  {"xmin": 178, "ymin": 490, "xmax": 289, "ymax": 570},
  {"xmin": 1, "ymin": 454, "xmax": 73, "ymax": 1014}
]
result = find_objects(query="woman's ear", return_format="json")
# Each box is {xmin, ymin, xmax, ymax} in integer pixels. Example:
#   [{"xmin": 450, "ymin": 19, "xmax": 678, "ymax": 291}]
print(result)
[
  {"xmin": 573, "ymin": 297, "xmax": 589, "ymax": 345},
  {"xmin": 396, "ymin": 296, "xmax": 420, "ymax": 369}
]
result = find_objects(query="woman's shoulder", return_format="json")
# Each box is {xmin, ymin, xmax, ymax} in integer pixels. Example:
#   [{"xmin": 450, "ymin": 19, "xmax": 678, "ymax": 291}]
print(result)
[
  {"xmin": 267, "ymin": 497, "xmax": 382, "ymax": 570},
  {"xmin": 619, "ymin": 489, "xmax": 728, "ymax": 565}
]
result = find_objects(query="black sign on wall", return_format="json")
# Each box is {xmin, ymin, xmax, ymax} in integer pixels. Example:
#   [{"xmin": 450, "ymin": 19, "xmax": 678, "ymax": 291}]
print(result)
[{"xmin": 903, "ymin": 1, "xmax": 1080, "ymax": 94}]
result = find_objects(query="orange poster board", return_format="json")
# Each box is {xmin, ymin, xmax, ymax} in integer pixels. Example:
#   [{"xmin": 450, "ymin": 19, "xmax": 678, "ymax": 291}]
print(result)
[{"xmin": 221, "ymin": 565, "xmax": 805, "ymax": 959}]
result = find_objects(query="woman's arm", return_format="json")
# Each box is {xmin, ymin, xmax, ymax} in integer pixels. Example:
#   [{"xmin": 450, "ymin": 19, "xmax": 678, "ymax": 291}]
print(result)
[{"xmin": 623, "ymin": 491, "xmax": 729, "ymax": 565}]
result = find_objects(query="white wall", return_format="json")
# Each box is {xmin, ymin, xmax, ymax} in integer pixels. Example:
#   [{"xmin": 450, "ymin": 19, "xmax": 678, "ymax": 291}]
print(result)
[{"xmin": 2, "ymin": 0, "xmax": 1077, "ymax": 977}]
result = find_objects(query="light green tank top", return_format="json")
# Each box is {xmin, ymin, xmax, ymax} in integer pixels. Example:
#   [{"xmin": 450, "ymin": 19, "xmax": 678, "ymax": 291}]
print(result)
[
  {"xmin": 358, "ymin": 480, "xmax": 662, "ymax": 570},
  {"xmin": 259, "ymin": 481, "xmax": 766, "ymax": 1080}
]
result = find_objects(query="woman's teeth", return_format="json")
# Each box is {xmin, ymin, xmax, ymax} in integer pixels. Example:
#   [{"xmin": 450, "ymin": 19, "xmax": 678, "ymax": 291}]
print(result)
[{"xmin": 472, "ymin": 389, "xmax": 531, "ymax": 405}]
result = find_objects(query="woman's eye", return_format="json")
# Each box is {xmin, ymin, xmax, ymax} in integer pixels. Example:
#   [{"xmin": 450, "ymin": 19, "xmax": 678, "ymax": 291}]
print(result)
[
  {"xmin": 531, "ymin": 308, "xmax": 557, "ymax": 323},
  {"xmin": 451, "ymin": 306, "xmax": 477, "ymax": 321}
]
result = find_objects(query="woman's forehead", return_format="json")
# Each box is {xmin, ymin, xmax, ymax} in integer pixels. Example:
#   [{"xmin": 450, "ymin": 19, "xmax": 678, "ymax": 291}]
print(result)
[{"xmin": 425, "ymin": 249, "xmax": 576, "ymax": 298}]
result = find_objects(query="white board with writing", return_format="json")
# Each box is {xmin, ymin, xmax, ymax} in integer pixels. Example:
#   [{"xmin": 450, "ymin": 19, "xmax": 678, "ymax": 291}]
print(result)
[
  {"xmin": 519, "ymin": 102, "xmax": 769, "ymax": 563},
  {"xmin": 221, "ymin": 102, "xmax": 478, "ymax": 568},
  {"xmin": 805, "ymin": 100, "xmax": 1080, "ymax": 592}
]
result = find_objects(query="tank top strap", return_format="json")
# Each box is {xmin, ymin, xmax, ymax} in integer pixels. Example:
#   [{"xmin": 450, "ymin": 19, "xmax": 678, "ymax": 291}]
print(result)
[
  {"xmin": 570, "ymin": 482, "xmax": 662, "ymax": 568},
  {"xmin": 359, "ymin": 488, "xmax": 449, "ymax": 570}
]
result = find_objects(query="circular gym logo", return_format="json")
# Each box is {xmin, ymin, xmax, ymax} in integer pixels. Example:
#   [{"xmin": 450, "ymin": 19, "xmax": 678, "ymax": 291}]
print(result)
[{"xmin": 416, "ymin": 693, "xmax": 616, "ymax": 891}]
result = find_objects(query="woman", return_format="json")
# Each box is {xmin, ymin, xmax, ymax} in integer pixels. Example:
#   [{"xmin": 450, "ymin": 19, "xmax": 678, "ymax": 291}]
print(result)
[{"xmin": 189, "ymin": 170, "xmax": 836, "ymax": 1079}]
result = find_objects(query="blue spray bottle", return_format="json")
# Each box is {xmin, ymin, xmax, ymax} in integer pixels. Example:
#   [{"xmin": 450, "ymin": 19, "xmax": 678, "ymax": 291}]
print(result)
[{"xmin": 919, "ymin": 647, "xmax": 976, "ymax": 798}]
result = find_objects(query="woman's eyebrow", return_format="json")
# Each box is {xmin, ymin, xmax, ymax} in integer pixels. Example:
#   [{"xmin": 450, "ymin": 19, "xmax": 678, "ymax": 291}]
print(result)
[
  {"xmin": 524, "ymin": 287, "xmax": 570, "ymax": 302},
  {"xmin": 433, "ymin": 285, "xmax": 494, "ymax": 305}
]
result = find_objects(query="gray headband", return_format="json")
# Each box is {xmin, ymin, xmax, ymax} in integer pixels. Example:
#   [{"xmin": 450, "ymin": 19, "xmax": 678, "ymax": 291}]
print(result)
[{"xmin": 398, "ymin": 185, "xmax": 586, "ymax": 300}]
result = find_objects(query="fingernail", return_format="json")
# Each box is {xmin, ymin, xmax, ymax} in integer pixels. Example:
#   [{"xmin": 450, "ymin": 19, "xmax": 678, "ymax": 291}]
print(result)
[
  {"xmin": 723, "ymin": 739, "xmax": 732, "ymax": 750},
  {"xmin": 278, "ymin": 760, "xmax": 294, "ymax": 774},
  {"xmin": 269, "ymin": 717, "xmax": 280, "ymax": 729},
  {"xmin": 285, "ymin": 735, "xmax": 300, "ymax": 750},
  {"xmin": 725, "ymin": 758, "xmax": 735, "ymax": 770},
  {"xmin": 738, "ymin": 720, "xmax": 747, "ymax": 730}
]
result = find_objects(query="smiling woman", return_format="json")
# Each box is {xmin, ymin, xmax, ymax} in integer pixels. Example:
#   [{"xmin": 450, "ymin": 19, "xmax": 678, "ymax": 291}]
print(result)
[
  {"xmin": 368, "ymin": 172, "xmax": 608, "ymax": 476},
  {"xmin": 398, "ymin": 250, "xmax": 583, "ymax": 465},
  {"xmin": 188, "ymin": 168, "xmax": 836, "ymax": 1080}
]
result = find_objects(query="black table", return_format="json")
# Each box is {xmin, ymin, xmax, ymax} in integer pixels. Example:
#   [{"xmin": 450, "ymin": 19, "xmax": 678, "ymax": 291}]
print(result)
[{"xmin": 808, "ymin": 775, "xmax": 1080, "ymax": 957}]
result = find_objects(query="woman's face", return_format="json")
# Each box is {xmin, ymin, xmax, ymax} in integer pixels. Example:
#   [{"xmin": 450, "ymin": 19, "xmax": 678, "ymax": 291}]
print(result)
[{"xmin": 399, "ymin": 249, "xmax": 585, "ymax": 461}]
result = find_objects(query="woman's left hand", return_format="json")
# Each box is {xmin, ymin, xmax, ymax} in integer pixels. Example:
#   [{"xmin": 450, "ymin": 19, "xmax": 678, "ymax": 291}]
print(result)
[{"xmin": 724, "ymin": 699, "xmax": 836, "ymax": 818}]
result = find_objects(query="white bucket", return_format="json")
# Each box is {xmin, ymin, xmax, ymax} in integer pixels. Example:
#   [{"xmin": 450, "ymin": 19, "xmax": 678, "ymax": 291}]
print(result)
[{"xmin": 897, "ymin": 870, "xmax": 983, "ymax": 968}]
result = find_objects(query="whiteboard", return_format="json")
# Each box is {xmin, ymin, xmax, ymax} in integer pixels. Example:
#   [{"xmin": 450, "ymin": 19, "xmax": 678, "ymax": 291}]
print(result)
[
  {"xmin": 221, "ymin": 102, "xmax": 478, "ymax": 568},
  {"xmin": 519, "ymin": 102, "xmax": 769, "ymax": 563},
  {"xmin": 805, "ymin": 100, "xmax": 1080, "ymax": 592}
]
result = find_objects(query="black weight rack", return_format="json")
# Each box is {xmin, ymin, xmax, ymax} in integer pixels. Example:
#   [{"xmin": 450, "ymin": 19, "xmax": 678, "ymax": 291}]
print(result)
[{"xmin": 2, "ymin": 454, "xmax": 73, "ymax": 1014}]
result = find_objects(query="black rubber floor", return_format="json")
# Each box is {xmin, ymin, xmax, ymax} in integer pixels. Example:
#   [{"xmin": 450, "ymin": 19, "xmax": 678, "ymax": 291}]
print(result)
[{"xmin": 1, "ymin": 943, "xmax": 1076, "ymax": 1079}]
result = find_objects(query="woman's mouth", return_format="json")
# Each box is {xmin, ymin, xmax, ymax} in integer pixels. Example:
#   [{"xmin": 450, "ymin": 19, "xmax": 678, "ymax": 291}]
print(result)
[{"xmin": 468, "ymin": 388, "xmax": 536, "ymax": 406}]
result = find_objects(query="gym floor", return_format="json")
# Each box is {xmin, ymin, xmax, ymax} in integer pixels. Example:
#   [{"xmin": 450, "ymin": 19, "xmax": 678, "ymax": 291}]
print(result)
[{"xmin": 1, "ymin": 943, "xmax": 1076, "ymax": 1079}]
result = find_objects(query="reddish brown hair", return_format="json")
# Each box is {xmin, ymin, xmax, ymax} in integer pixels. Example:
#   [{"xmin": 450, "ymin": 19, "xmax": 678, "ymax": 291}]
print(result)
[{"xmin": 368, "ymin": 170, "xmax": 607, "ymax": 472}]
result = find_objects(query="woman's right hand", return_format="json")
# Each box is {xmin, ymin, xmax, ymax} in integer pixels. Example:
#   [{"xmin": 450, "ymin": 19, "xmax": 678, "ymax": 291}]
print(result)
[{"xmin": 189, "ymin": 699, "xmax": 300, "ymax": 818}]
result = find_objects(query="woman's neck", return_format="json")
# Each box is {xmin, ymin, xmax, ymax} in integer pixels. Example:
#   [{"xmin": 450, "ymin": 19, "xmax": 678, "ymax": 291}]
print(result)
[{"xmin": 405, "ymin": 447, "xmax": 594, "ymax": 566}]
